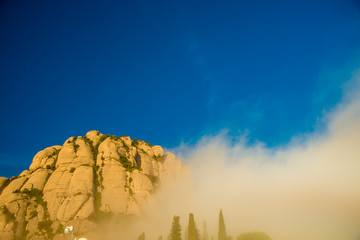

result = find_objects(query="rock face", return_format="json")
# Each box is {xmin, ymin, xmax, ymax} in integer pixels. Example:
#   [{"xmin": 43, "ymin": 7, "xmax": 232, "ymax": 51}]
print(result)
[{"xmin": 0, "ymin": 131, "xmax": 185, "ymax": 240}]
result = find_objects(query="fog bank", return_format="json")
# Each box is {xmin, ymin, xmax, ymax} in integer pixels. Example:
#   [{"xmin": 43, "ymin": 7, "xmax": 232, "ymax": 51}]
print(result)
[{"xmin": 102, "ymin": 75, "xmax": 360, "ymax": 240}]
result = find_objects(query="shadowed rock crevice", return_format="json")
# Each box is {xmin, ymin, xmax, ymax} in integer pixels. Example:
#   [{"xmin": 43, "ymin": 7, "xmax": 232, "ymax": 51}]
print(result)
[{"xmin": 135, "ymin": 152, "xmax": 142, "ymax": 169}]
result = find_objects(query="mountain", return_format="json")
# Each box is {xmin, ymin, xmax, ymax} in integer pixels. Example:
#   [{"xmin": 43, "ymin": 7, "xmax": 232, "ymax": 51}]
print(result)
[{"xmin": 0, "ymin": 131, "xmax": 185, "ymax": 240}]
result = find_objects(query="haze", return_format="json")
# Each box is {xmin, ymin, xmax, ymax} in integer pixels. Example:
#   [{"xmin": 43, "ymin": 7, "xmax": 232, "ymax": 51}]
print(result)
[
  {"xmin": 1, "ymin": 1, "xmax": 360, "ymax": 239},
  {"xmin": 127, "ymin": 75, "xmax": 360, "ymax": 240}
]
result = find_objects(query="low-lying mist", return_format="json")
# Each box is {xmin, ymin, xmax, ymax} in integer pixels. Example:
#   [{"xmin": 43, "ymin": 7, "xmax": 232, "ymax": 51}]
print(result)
[{"xmin": 98, "ymin": 75, "xmax": 360, "ymax": 240}]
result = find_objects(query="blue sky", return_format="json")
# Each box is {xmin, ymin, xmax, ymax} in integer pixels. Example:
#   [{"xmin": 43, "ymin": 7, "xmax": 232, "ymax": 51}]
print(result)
[{"xmin": 1, "ymin": 0, "xmax": 360, "ymax": 177}]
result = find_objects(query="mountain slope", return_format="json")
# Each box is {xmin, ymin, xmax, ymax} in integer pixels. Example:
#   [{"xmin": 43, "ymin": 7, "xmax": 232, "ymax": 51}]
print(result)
[{"xmin": 0, "ymin": 131, "xmax": 185, "ymax": 240}]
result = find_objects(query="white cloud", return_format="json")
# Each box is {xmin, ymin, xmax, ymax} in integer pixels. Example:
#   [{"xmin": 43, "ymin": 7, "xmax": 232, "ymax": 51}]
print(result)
[
  {"xmin": 141, "ymin": 72, "xmax": 360, "ymax": 240},
  {"xmin": 99, "ymin": 72, "xmax": 360, "ymax": 240}
]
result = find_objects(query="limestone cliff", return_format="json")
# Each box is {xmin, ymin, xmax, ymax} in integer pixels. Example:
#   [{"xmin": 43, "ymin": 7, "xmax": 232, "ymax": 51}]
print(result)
[{"xmin": 0, "ymin": 131, "xmax": 185, "ymax": 240}]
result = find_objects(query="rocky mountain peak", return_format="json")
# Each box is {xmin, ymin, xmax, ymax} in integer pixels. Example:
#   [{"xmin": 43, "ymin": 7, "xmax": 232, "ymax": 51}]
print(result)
[{"xmin": 0, "ymin": 131, "xmax": 185, "ymax": 240}]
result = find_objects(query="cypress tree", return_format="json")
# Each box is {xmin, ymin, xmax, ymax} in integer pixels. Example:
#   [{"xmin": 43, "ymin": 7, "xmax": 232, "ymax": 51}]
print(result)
[
  {"xmin": 138, "ymin": 232, "xmax": 145, "ymax": 240},
  {"xmin": 188, "ymin": 213, "xmax": 199, "ymax": 240},
  {"xmin": 196, "ymin": 228, "xmax": 200, "ymax": 240},
  {"xmin": 237, "ymin": 232, "xmax": 271, "ymax": 240},
  {"xmin": 168, "ymin": 216, "xmax": 182, "ymax": 240},
  {"xmin": 218, "ymin": 210, "xmax": 227, "ymax": 240},
  {"xmin": 202, "ymin": 221, "xmax": 208, "ymax": 240}
]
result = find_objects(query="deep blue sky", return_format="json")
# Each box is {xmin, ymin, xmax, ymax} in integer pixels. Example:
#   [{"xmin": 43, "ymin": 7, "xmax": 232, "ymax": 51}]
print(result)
[{"xmin": 1, "ymin": 0, "xmax": 360, "ymax": 177}]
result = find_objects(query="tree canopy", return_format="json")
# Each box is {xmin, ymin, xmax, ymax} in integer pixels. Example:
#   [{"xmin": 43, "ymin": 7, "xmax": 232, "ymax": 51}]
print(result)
[
  {"xmin": 236, "ymin": 232, "xmax": 272, "ymax": 240},
  {"xmin": 218, "ymin": 210, "xmax": 227, "ymax": 240},
  {"xmin": 188, "ymin": 213, "xmax": 200, "ymax": 240},
  {"xmin": 168, "ymin": 216, "xmax": 182, "ymax": 240}
]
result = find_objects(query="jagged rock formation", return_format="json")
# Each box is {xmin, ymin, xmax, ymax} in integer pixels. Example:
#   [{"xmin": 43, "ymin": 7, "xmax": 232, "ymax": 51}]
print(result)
[{"xmin": 0, "ymin": 131, "xmax": 185, "ymax": 240}]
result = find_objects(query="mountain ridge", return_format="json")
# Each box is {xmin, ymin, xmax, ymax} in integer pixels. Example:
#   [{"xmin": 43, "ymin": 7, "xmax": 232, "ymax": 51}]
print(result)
[{"xmin": 0, "ymin": 130, "xmax": 185, "ymax": 240}]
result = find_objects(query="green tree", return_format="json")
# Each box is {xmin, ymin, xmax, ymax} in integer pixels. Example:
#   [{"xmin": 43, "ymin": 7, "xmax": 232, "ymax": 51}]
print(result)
[
  {"xmin": 168, "ymin": 216, "xmax": 182, "ymax": 240},
  {"xmin": 138, "ymin": 232, "xmax": 145, "ymax": 240},
  {"xmin": 236, "ymin": 232, "xmax": 271, "ymax": 240},
  {"xmin": 188, "ymin": 213, "xmax": 200, "ymax": 240},
  {"xmin": 218, "ymin": 210, "xmax": 227, "ymax": 240},
  {"xmin": 202, "ymin": 221, "xmax": 208, "ymax": 240}
]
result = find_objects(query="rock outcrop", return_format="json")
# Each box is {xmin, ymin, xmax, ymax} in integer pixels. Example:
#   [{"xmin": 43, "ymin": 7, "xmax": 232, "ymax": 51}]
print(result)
[{"xmin": 0, "ymin": 131, "xmax": 185, "ymax": 240}]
